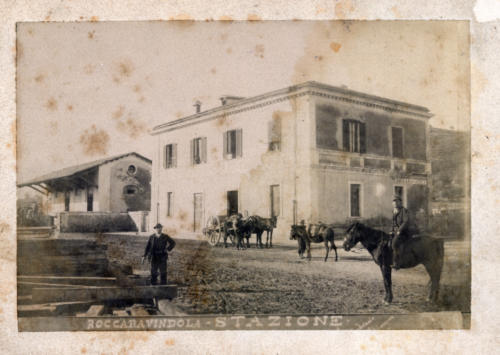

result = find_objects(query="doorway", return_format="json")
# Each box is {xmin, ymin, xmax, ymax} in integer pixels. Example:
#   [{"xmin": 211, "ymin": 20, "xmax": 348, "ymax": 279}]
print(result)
[
  {"xmin": 64, "ymin": 191, "xmax": 70, "ymax": 212},
  {"xmin": 227, "ymin": 190, "xmax": 238, "ymax": 216},
  {"xmin": 193, "ymin": 193, "xmax": 203, "ymax": 232}
]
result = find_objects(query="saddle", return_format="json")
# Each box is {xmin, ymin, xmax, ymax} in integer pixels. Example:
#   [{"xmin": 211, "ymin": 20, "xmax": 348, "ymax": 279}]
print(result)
[{"xmin": 308, "ymin": 224, "xmax": 327, "ymax": 242}]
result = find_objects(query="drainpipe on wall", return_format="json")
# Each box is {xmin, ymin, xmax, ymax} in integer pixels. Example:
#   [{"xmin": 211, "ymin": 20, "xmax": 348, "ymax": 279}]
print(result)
[
  {"xmin": 156, "ymin": 134, "xmax": 161, "ymax": 226},
  {"xmin": 293, "ymin": 97, "xmax": 298, "ymax": 225}
]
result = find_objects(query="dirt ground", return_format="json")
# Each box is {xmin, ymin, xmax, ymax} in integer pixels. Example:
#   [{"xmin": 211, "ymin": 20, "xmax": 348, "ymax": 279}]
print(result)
[{"xmin": 92, "ymin": 232, "xmax": 470, "ymax": 315}]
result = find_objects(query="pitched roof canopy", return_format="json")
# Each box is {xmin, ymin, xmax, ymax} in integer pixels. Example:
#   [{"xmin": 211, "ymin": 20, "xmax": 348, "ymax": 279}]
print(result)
[{"xmin": 18, "ymin": 152, "xmax": 151, "ymax": 187}]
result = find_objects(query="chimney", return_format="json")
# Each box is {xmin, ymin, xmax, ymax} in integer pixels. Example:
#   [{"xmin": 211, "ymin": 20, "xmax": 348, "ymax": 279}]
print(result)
[
  {"xmin": 194, "ymin": 100, "xmax": 202, "ymax": 113},
  {"xmin": 219, "ymin": 96, "xmax": 245, "ymax": 106}
]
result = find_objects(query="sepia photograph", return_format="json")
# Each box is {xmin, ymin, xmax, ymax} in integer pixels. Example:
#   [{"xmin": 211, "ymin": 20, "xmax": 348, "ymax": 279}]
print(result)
[{"xmin": 15, "ymin": 20, "xmax": 470, "ymax": 331}]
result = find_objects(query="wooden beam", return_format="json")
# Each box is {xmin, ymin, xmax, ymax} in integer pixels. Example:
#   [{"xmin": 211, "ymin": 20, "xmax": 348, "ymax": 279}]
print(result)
[
  {"xmin": 40, "ymin": 183, "xmax": 52, "ymax": 192},
  {"xmin": 32, "ymin": 285, "xmax": 177, "ymax": 303},
  {"xmin": 35, "ymin": 184, "xmax": 50, "ymax": 194},
  {"xmin": 18, "ymin": 301, "xmax": 95, "ymax": 317},
  {"xmin": 18, "ymin": 276, "xmax": 117, "ymax": 287},
  {"xmin": 78, "ymin": 174, "xmax": 97, "ymax": 188},
  {"xmin": 27, "ymin": 185, "xmax": 46, "ymax": 195}
]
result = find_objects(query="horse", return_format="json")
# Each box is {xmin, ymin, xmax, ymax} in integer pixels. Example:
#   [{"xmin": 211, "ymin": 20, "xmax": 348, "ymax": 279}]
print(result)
[
  {"xmin": 289, "ymin": 224, "xmax": 338, "ymax": 262},
  {"xmin": 343, "ymin": 222, "xmax": 444, "ymax": 304},
  {"xmin": 240, "ymin": 215, "xmax": 277, "ymax": 248},
  {"xmin": 223, "ymin": 214, "xmax": 246, "ymax": 250}
]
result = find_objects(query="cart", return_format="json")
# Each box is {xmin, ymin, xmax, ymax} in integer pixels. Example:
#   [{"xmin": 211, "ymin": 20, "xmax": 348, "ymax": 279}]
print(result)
[{"xmin": 203, "ymin": 214, "xmax": 237, "ymax": 247}]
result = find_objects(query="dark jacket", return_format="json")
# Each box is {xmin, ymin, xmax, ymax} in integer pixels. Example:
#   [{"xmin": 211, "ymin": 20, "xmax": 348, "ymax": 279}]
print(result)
[
  {"xmin": 392, "ymin": 207, "xmax": 418, "ymax": 236},
  {"xmin": 143, "ymin": 233, "xmax": 176, "ymax": 261}
]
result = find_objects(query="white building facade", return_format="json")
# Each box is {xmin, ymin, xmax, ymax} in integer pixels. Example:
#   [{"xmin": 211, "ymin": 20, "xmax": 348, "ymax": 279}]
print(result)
[{"xmin": 150, "ymin": 82, "xmax": 432, "ymax": 242}]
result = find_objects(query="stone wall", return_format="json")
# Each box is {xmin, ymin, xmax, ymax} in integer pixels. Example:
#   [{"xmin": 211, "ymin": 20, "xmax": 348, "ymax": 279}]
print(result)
[{"xmin": 59, "ymin": 212, "xmax": 137, "ymax": 233}]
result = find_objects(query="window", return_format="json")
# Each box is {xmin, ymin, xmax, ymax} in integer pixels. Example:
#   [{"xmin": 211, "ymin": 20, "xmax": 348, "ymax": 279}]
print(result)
[
  {"xmin": 270, "ymin": 185, "xmax": 280, "ymax": 217},
  {"xmin": 127, "ymin": 164, "xmax": 137, "ymax": 175},
  {"xmin": 350, "ymin": 183, "xmax": 361, "ymax": 217},
  {"xmin": 167, "ymin": 192, "xmax": 173, "ymax": 217},
  {"xmin": 191, "ymin": 137, "xmax": 207, "ymax": 165},
  {"xmin": 124, "ymin": 185, "xmax": 138, "ymax": 195},
  {"xmin": 223, "ymin": 129, "xmax": 242, "ymax": 159},
  {"xmin": 163, "ymin": 144, "xmax": 177, "ymax": 169},
  {"xmin": 268, "ymin": 117, "xmax": 281, "ymax": 151},
  {"xmin": 343, "ymin": 119, "xmax": 366, "ymax": 153},
  {"xmin": 391, "ymin": 127, "xmax": 404, "ymax": 158}
]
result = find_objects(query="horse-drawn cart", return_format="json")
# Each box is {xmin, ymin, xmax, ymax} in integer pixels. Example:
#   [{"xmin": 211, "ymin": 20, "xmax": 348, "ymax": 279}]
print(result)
[{"xmin": 202, "ymin": 215, "xmax": 237, "ymax": 247}]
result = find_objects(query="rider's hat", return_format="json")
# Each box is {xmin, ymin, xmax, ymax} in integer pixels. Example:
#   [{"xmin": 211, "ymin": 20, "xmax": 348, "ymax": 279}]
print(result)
[
  {"xmin": 392, "ymin": 195, "xmax": 402, "ymax": 202},
  {"xmin": 153, "ymin": 223, "xmax": 163, "ymax": 229}
]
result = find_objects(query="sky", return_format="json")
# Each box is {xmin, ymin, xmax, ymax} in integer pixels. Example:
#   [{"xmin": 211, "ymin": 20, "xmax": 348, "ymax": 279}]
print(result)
[{"xmin": 17, "ymin": 20, "xmax": 470, "ymax": 183}]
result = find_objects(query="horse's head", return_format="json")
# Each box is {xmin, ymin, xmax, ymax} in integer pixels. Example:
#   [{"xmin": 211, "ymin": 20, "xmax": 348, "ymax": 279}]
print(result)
[
  {"xmin": 343, "ymin": 222, "xmax": 362, "ymax": 251},
  {"xmin": 289, "ymin": 224, "xmax": 306, "ymax": 240}
]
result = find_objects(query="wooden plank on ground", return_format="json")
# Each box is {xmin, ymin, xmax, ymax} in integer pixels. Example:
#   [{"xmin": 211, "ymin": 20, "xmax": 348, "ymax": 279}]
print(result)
[
  {"xmin": 17, "ymin": 276, "xmax": 117, "ymax": 286},
  {"xmin": 17, "ymin": 301, "xmax": 95, "ymax": 317},
  {"xmin": 32, "ymin": 285, "xmax": 178, "ymax": 303},
  {"xmin": 18, "ymin": 258, "xmax": 110, "ymax": 276},
  {"xmin": 18, "ymin": 239, "xmax": 108, "ymax": 256}
]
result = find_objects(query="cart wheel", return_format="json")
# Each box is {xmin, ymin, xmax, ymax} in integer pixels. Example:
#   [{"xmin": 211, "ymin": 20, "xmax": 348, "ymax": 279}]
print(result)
[{"xmin": 205, "ymin": 215, "xmax": 222, "ymax": 246}]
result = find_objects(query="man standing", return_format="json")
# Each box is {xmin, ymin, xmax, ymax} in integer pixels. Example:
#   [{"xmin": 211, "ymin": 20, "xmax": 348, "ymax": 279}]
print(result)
[
  {"xmin": 391, "ymin": 196, "xmax": 418, "ymax": 269},
  {"xmin": 142, "ymin": 223, "xmax": 176, "ymax": 285}
]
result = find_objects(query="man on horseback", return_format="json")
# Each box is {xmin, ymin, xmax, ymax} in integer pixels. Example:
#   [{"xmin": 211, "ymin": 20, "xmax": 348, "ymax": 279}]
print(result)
[{"xmin": 391, "ymin": 195, "xmax": 418, "ymax": 269}]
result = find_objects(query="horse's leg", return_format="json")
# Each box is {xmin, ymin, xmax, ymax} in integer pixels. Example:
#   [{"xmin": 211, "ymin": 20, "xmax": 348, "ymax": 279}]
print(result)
[
  {"xmin": 269, "ymin": 230, "xmax": 273, "ymax": 248},
  {"xmin": 324, "ymin": 239, "xmax": 329, "ymax": 262},
  {"xmin": 306, "ymin": 240, "xmax": 312, "ymax": 261},
  {"xmin": 331, "ymin": 238, "xmax": 338, "ymax": 261},
  {"xmin": 424, "ymin": 260, "xmax": 442, "ymax": 303},
  {"xmin": 297, "ymin": 238, "xmax": 304, "ymax": 258},
  {"xmin": 380, "ymin": 265, "xmax": 393, "ymax": 303}
]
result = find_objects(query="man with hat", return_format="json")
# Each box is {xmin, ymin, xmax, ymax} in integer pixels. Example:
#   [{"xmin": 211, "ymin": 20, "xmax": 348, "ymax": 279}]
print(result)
[
  {"xmin": 391, "ymin": 195, "xmax": 418, "ymax": 269},
  {"xmin": 142, "ymin": 223, "xmax": 176, "ymax": 285}
]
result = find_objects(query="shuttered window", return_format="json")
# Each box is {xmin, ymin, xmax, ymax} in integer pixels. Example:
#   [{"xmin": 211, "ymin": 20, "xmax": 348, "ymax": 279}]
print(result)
[
  {"xmin": 342, "ymin": 119, "xmax": 366, "ymax": 153},
  {"xmin": 268, "ymin": 117, "xmax": 281, "ymax": 151},
  {"xmin": 223, "ymin": 129, "xmax": 242, "ymax": 159},
  {"xmin": 167, "ymin": 192, "xmax": 173, "ymax": 217},
  {"xmin": 350, "ymin": 183, "xmax": 361, "ymax": 217},
  {"xmin": 391, "ymin": 127, "xmax": 404, "ymax": 158},
  {"xmin": 270, "ymin": 185, "xmax": 280, "ymax": 217},
  {"xmin": 191, "ymin": 137, "xmax": 207, "ymax": 165},
  {"xmin": 163, "ymin": 144, "xmax": 177, "ymax": 169}
]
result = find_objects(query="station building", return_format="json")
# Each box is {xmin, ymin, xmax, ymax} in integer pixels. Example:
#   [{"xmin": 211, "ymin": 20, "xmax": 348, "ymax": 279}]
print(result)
[{"xmin": 150, "ymin": 81, "xmax": 432, "ymax": 241}]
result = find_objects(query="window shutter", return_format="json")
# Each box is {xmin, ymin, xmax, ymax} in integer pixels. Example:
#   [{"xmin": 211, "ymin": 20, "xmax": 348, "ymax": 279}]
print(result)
[
  {"xmin": 360, "ymin": 122, "xmax": 366, "ymax": 153},
  {"xmin": 190, "ymin": 139, "xmax": 194, "ymax": 165},
  {"xmin": 172, "ymin": 144, "xmax": 177, "ymax": 167},
  {"xmin": 267, "ymin": 120, "xmax": 273, "ymax": 144},
  {"xmin": 236, "ymin": 129, "xmax": 243, "ymax": 157},
  {"xmin": 201, "ymin": 137, "xmax": 207, "ymax": 163},
  {"xmin": 223, "ymin": 131, "xmax": 228, "ymax": 159},
  {"xmin": 163, "ymin": 145, "xmax": 167, "ymax": 169},
  {"xmin": 342, "ymin": 120, "xmax": 350, "ymax": 151}
]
